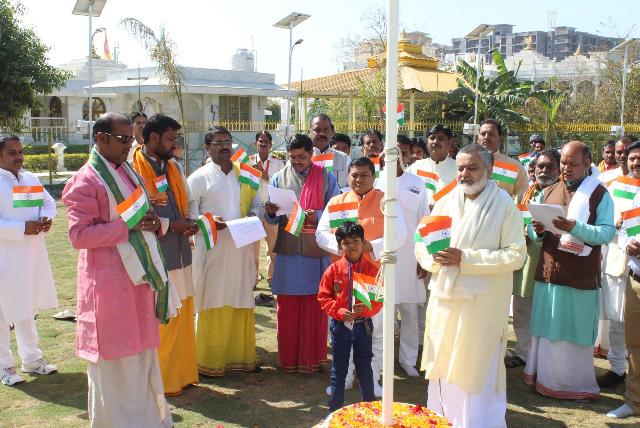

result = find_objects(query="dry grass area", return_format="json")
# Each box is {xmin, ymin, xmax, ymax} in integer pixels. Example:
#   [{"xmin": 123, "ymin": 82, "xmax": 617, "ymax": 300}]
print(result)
[{"xmin": 1, "ymin": 203, "xmax": 639, "ymax": 427}]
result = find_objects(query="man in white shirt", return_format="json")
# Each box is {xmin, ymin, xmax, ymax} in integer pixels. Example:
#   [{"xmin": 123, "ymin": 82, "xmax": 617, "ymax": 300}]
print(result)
[
  {"xmin": 250, "ymin": 131, "xmax": 285, "ymax": 288},
  {"xmin": 310, "ymin": 114, "xmax": 350, "ymax": 188},
  {"xmin": 409, "ymin": 124, "xmax": 457, "ymax": 186}
]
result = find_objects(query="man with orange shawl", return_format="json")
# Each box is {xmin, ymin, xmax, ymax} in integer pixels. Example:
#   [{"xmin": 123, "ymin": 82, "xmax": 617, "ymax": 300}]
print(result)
[{"xmin": 131, "ymin": 114, "xmax": 199, "ymax": 395}]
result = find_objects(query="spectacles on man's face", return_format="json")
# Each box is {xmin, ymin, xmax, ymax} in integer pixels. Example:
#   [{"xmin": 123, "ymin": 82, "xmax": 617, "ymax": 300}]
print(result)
[
  {"xmin": 104, "ymin": 133, "xmax": 135, "ymax": 145},
  {"xmin": 210, "ymin": 140, "xmax": 232, "ymax": 146}
]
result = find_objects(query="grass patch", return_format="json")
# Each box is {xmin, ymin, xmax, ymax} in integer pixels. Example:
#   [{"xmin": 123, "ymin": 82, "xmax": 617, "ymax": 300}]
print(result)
[{"xmin": 0, "ymin": 203, "xmax": 638, "ymax": 427}]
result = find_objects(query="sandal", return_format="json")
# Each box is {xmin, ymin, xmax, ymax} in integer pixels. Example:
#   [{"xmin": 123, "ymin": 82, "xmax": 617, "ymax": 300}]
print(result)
[{"xmin": 504, "ymin": 355, "xmax": 526, "ymax": 369}]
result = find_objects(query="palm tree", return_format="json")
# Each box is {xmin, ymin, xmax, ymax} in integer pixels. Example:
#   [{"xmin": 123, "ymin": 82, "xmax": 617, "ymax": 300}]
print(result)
[
  {"xmin": 120, "ymin": 18, "xmax": 191, "ymax": 173},
  {"xmin": 530, "ymin": 88, "xmax": 567, "ymax": 146},
  {"xmin": 443, "ymin": 50, "xmax": 533, "ymax": 132}
]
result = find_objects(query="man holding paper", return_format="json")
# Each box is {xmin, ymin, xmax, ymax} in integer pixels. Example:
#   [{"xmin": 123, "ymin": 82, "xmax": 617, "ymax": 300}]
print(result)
[
  {"xmin": 187, "ymin": 126, "xmax": 262, "ymax": 377},
  {"xmin": 525, "ymin": 140, "xmax": 615, "ymax": 401},
  {"xmin": 263, "ymin": 134, "xmax": 340, "ymax": 373},
  {"xmin": 62, "ymin": 113, "xmax": 173, "ymax": 427},
  {"xmin": 0, "ymin": 135, "xmax": 58, "ymax": 387},
  {"xmin": 130, "ymin": 114, "xmax": 199, "ymax": 395},
  {"xmin": 415, "ymin": 143, "xmax": 525, "ymax": 427}
]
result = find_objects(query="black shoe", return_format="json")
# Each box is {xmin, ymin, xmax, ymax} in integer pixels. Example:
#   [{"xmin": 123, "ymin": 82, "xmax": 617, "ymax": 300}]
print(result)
[{"xmin": 597, "ymin": 370, "xmax": 626, "ymax": 388}]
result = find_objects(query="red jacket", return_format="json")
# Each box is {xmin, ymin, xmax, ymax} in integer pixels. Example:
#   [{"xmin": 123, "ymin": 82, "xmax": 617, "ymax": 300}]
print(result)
[{"xmin": 317, "ymin": 256, "xmax": 383, "ymax": 321}]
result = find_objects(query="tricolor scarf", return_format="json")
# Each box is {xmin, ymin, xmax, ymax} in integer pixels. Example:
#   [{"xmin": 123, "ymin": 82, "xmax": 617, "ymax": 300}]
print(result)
[
  {"xmin": 232, "ymin": 161, "xmax": 259, "ymax": 217},
  {"xmin": 88, "ymin": 148, "xmax": 170, "ymax": 323}
]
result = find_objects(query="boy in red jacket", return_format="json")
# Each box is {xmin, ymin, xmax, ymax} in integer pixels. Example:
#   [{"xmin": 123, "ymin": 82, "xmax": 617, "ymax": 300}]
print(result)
[{"xmin": 317, "ymin": 221, "xmax": 383, "ymax": 412}]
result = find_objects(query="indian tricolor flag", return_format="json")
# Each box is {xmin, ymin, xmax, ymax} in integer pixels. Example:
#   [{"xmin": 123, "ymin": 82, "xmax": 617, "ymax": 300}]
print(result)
[
  {"xmin": 231, "ymin": 148, "xmax": 251, "ymax": 164},
  {"xmin": 433, "ymin": 180, "xmax": 457, "ymax": 202},
  {"xmin": 352, "ymin": 272, "xmax": 378, "ymax": 310},
  {"xmin": 12, "ymin": 185, "xmax": 44, "ymax": 208},
  {"xmin": 116, "ymin": 186, "xmax": 149, "ymax": 229},
  {"xmin": 611, "ymin": 176, "xmax": 640, "ymax": 200},
  {"xmin": 383, "ymin": 103, "xmax": 405, "ymax": 126},
  {"xmin": 154, "ymin": 175, "xmax": 168, "ymax": 193},
  {"xmin": 196, "ymin": 212, "xmax": 218, "ymax": 250},
  {"xmin": 517, "ymin": 204, "xmax": 532, "ymax": 225},
  {"xmin": 492, "ymin": 160, "xmax": 519, "ymax": 185},
  {"xmin": 415, "ymin": 215, "xmax": 452, "ymax": 255},
  {"xmin": 328, "ymin": 201, "xmax": 359, "ymax": 229},
  {"xmin": 416, "ymin": 170, "xmax": 439, "ymax": 193},
  {"xmin": 518, "ymin": 152, "xmax": 532, "ymax": 166},
  {"xmin": 622, "ymin": 207, "xmax": 640, "ymax": 237},
  {"xmin": 311, "ymin": 153, "xmax": 334, "ymax": 173},
  {"xmin": 239, "ymin": 162, "xmax": 261, "ymax": 190},
  {"xmin": 284, "ymin": 202, "xmax": 305, "ymax": 237},
  {"xmin": 371, "ymin": 156, "xmax": 381, "ymax": 178}
]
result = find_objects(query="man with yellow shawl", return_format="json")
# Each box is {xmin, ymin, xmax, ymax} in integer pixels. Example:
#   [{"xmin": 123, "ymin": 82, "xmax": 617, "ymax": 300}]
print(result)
[
  {"xmin": 130, "ymin": 114, "xmax": 199, "ymax": 395},
  {"xmin": 187, "ymin": 126, "xmax": 261, "ymax": 376}
]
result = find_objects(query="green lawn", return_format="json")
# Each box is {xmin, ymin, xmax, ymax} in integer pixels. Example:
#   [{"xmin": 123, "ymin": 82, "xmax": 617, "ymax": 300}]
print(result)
[{"xmin": 1, "ymin": 203, "xmax": 639, "ymax": 427}]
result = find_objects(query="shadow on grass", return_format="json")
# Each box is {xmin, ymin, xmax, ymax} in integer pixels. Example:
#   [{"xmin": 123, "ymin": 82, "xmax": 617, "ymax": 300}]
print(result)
[{"xmin": 14, "ymin": 371, "xmax": 86, "ymax": 410}]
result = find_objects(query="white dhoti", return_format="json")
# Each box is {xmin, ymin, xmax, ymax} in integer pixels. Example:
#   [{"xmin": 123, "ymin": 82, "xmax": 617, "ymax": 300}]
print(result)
[
  {"xmin": 397, "ymin": 303, "xmax": 419, "ymax": 367},
  {"xmin": 427, "ymin": 344, "xmax": 506, "ymax": 428},
  {"xmin": 88, "ymin": 349, "xmax": 173, "ymax": 428},
  {"xmin": 601, "ymin": 273, "xmax": 628, "ymax": 375},
  {"xmin": 524, "ymin": 336, "xmax": 599, "ymax": 400}
]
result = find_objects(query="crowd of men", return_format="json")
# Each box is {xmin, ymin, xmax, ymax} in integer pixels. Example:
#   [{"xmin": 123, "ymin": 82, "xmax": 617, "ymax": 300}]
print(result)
[{"xmin": 2, "ymin": 109, "xmax": 640, "ymax": 427}]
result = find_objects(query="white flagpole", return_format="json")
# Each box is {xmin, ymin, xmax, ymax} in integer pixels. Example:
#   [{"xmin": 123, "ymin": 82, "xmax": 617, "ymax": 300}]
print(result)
[{"xmin": 382, "ymin": 0, "xmax": 399, "ymax": 425}]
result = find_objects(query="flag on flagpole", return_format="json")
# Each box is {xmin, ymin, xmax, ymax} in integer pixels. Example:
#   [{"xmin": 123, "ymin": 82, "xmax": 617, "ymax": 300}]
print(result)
[
  {"xmin": 415, "ymin": 215, "xmax": 452, "ymax": 255},
  {"xmin": 612, "ymin": 176, "xmax": 640, "ymax": 200},
  {"xmin": 284, "ymin": 202, "xmax": 306, "ymax": 236},
  {"xmin": 231, "ymin": 148, "xmax": 251, "ymax": 164},
  {"xmin": 311, "ymin": 153, "xmax": 334, "ymax": 173},
  {"xmin": 239, "ymin": 162, "xmax": 261, "ymax": 190},
  {"xmin": 518, "ymin": 153, "xmax": 532, "ymax": 166},
  {"xmin": 416, "ymin": 170, "xmax": 439, "ymax": 193},
  {"xmin": 492, "ymin": 160, "xmax": 519, "ymax": 185},
  {"xmin": 328, "ymin": 201, "xmax": 359, "ymax": 228},
  {"xmin": 196, "ymin": 212, "xmax": 218, "ymax": 250},
  {"xmin": 517, "ymin": 204, "xmax": 532, "ymax": 224},
  {"xmin": 154, "ymin": 175, "xmax": 169, "ymax": 193},
  {"xmin": 432, "ymin": 180, "xmax": 457, "ymax": 202},
  {"xmin": 371, "ymin": 157, "xmax": 381, "ymax": 178},
  {"xmin": 103, "ymin": 29, "xmax": 112, "ymax": 60},
  {"xmin": 12, "ymin": 185, "xmax": 44, "ymax": 208},
  {"xmin": 116, "ymin": 186, "xmax": 149, "ymax": 229}
]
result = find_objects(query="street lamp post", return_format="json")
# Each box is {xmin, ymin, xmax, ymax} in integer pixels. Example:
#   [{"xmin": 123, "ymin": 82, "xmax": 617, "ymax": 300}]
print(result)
[
  {"xmin": 611, "ymin": 38, "xmax": 639, "ymax": 135},
  {"xmin": 72, "ymin": 0, "xmax": 107, "ymax": 151},
  {"xmin": 465, "ymin": 24, "xmax": 494, "ymax": 143},
  {"xmin": 273, "ymin": 12, "xmax": 310, "ymax": 139}
]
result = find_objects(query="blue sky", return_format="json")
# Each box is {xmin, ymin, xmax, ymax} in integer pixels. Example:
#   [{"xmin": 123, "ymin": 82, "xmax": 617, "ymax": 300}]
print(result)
[{"xmin": 19, "ymin": 0, "xmax": 638, "ymax": 83}]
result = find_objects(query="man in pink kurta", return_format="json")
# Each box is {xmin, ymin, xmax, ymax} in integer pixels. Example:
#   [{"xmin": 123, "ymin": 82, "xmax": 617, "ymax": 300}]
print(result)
[{"xmin": 62, "ymin": 113, "xmax": 172, "ymax": 428}]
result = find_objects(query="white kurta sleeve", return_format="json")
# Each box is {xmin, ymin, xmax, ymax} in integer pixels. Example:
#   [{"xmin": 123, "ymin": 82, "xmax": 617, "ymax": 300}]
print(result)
[
  {"xmin": 371, "ymin": 206, "xmax": 407, "ymax": 260},
  {"xmin": 316, "ymin": 207, "xmax": 341, "ymax": 255},
  {"xmin": 42, "ymin": 187, "xmax": 57, "ymax": 219},
  {"xmin": 187, "ymin": 175, "xmax": 202, "ymax": 219},
  {"xmin": 459, "ymin": 202, "xmax": 526, "ymax": 275}
]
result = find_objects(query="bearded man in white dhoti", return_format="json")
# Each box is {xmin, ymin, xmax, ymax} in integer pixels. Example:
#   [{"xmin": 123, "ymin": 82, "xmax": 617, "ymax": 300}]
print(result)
[{"xmin": 415, "ymin": 144, "xmax": 526, "ymax": 428}]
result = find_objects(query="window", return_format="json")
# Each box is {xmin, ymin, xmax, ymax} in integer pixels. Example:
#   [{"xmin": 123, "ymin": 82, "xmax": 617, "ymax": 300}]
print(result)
[
  {"xmin": 83, "ymin": 97, "xmax": 106, "ymax": 121},
  {"xmin": 49, "ymin": 97, "xmax": 63, "ymax": 117},
  {"xmin": 218, "ymin": 96, "xmax": 250, "ymax": 121}
]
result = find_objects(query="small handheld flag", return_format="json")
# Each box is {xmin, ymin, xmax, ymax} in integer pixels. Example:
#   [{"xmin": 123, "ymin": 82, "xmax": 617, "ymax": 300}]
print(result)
[
  {"xmin": 492, "ymin": 160, "xmax": 519, "ymax": 185},
  {"xmin": 284, "ymin": 202, "xmax": 306, "ymax": 237},
  {"xmin": 518, "ymin": 153, "xmax": 532, "ymax": 166},
  {"xmin": 371, "ymin": 157, "xmax": 381, "ymax": 178},
  {"xmin": 231, "ymin": 148, "xmax": 251, "ymax": 164},
  {"xmin": 12, "ymin": 185, "xmax": 44, "ymax": 208},
  {"xmin": 612, "ymin": 176, "xmax": 640, "ymax": 200},
  {"xmin": 239, "ymin": 162, "xmax": 261, "ymax": 190},
  {"xmin": 383, "ymin": 103, "xmax": 405, "ymax": 126},
  {"xmin": 416, "ymin": 170, "xmax": 439, "ymax": 193},
  {"xmin": 517, "ymin": 204, "xmax": 532, "ymax": 224},
  {"xmin": 116, "ymin": 186, "xmax": 149, "ymax": 229},
  {"xmin": 415, "ymin": 216, "xmax": 452, "ymax": 255},
  {"xmin": 154, "ymin": 175, "xmax": 169, "ymax": 193},
  {"xmin": 311, "ymin": 153, "xmax": 334, "ymax": 173},
  {"xmin": 196, "ymin": 212, "xmax": 218, "ymax": 250},
  {"xmin": 622, "ymin": 207, "xmax": 640, "ymax": 237},
  {"xmin": 328, "ymin": 201, "xmax": 359, "ymax": 229}
]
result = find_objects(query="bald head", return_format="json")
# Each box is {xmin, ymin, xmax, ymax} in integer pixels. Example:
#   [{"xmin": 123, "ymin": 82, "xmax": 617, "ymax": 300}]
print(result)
[
  {"xmin": 94, "ymin": 112, "xmax": 133, "ymax": 165},
  {"xmin": 560, "ymin": 140, "xmax": 591, "ymax": 182}
]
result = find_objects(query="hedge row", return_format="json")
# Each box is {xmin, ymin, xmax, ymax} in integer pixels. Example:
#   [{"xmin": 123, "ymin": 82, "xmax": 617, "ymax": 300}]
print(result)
[
  {"xmin": 23, "ymin": 154, "xmax": 89, "ymax": 172},
  {"xmin": 23, "ymin": 144, "xmax": 90, "ymax": 155}
]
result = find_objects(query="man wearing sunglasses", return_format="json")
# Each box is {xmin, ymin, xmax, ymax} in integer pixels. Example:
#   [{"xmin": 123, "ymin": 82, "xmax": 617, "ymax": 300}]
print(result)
[{"xmin": 62, "ymin": 112, "xmax": 172, "ymax": 427}]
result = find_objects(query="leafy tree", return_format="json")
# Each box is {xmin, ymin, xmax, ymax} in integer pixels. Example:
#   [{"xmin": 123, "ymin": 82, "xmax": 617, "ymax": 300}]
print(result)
[
  {"xmin": 0, "ymin": 0, "xmax": 71, "ymax": 131},
  {"xmin": 443, "ymin": 50, "xmax": 533, "ymax": 131}
]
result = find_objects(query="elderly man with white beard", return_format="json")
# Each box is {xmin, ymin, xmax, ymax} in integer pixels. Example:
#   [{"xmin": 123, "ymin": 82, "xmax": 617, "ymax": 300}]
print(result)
[{"xmin": 415, "ymin": 144, "xmax": 526, "ymax": 428}]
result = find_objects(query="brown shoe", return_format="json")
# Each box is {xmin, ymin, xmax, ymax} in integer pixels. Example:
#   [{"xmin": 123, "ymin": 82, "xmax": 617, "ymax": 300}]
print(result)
[{"xmin": 597, "ymin": 370, "xmax": 626, "ymax": 388}]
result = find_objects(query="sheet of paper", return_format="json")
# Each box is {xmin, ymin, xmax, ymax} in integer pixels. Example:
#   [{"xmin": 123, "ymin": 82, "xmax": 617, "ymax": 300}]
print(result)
[
  {"xmin": 267, "ymin": 185, "xmax": 298, "ymax": 216},
  {"xmin": 225, "ymin": 216, "xmax": 266, "ymax": 248},
  {"xmin": 527, "ymin": 203, "xmax": 566, "ymax": 235}
]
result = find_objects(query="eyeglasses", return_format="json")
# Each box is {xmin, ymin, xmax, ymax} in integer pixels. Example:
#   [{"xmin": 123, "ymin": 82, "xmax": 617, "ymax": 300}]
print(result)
[
  {"xmin": 209, "ymin": 140, "xmax": 232, "ymax": 146},
  {"xmin": 104, "ymin": 133, "xmax": 135, "ymax": 145}
]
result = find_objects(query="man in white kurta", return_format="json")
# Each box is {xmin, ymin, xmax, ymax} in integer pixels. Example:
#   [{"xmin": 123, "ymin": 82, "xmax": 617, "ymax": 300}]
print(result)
[
  {"xmin": 409, "ymin": 124, "xmax": 457, "ymax": 187},
  {"xmin": 0, "ymin": 136, "xmax": 58, "ymax": 386},
  {"xmin": 415, "ymin": 144, "xmax": 525, "ymax": 428},
  {"xmin": 376, "ymin": 137, "xmax": 430, "ymax": 377},
  {"xmin": 188, "ymin": 127, "xmax": 261, "ymax": 376}
]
